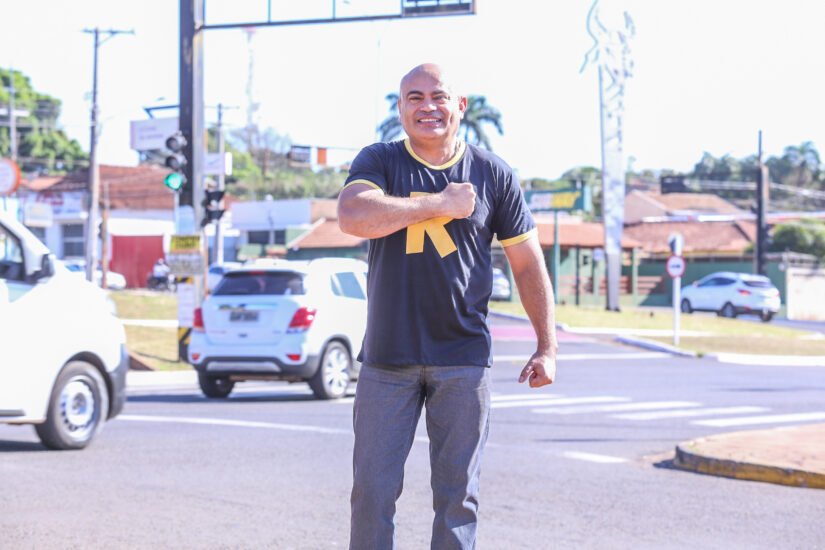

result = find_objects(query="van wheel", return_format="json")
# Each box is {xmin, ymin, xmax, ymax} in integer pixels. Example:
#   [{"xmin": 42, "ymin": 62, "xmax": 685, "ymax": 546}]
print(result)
[
  {"xmin": 719, "ymin": 302, "xmax": 737, "ymax": 318},
  {"xmin": 35, "ymin": 361, "xmax": 109, "ymax": 450},
  {"xmin": 680, "ymin": 299, "xmax": 692, "ymax": 314},
  {"xmin": 198, "ymin": 373, "xmax": 234, "ymax": 398},
  {"xmin": 309, "ymin": 342, "xmax": 352, "ymax": 400}
]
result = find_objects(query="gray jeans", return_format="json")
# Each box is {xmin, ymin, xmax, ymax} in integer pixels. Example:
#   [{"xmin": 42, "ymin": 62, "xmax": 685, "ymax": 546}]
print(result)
[{"xmin": 349, "ymin": 364, "xmax": 491, "ymax": 550}]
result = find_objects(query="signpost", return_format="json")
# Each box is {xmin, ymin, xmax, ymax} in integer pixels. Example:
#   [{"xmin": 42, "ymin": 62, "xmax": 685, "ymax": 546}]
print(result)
[
  {"xmin": 168, "ymin": 234, "xmax": 203, "ymax": 276},
  {"xmin": 666, "ymin": 233, "xmax": 685, "ymax": 346}
]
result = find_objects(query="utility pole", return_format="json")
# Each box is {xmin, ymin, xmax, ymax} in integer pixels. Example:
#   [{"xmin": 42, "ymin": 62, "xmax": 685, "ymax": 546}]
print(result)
[
  {"xmin": 82, "ymin": 27, "xmax": 133, "ymax": 285},
  {"xmin": 755, "ymin": 130, "xmax": 769, "ymax": 275},
  {"xmin": 214, "ymin": 103, "xmax": 226, "ymax": 264},
  {"xmin": 8, "ymin": 68, "xmax": 17, "ymax": 162}
]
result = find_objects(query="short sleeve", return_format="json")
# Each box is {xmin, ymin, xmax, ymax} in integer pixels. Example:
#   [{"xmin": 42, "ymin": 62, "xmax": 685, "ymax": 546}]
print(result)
[
  {"xmin": 491, "ymin": 171, "xmax": 536, "ymax": 246},
  {"xmin": 343, "ymin": 145, "xmax": 387, "ymax": 194}
]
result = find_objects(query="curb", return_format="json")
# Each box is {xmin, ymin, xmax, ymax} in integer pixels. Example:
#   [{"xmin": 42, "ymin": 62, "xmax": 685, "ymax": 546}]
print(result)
[
  {"xmin": 673, "ymin": 440, "xmax": 825, "ymax": 490},
  {"xmin": 614, "ymin": 335, "xmax": 697, "ymax": 358}
]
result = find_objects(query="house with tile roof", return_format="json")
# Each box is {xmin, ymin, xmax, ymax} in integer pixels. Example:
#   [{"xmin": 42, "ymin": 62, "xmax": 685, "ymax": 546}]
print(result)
[{"xmin": 624, "ymin": 189, "xmax": 745, "ymax": 224}]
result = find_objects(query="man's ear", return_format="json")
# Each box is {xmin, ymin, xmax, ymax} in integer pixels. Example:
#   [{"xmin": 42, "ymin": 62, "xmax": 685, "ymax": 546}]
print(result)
[{"xmin": 458, "ymin": 96, "xmax": 468, "ymax": 117}]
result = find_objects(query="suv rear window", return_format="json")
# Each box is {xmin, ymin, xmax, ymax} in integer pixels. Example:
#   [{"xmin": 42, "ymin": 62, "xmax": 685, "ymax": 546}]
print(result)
[{"xmin": 214, "ymin": 271, "xmax": 305, "ymax": 296}]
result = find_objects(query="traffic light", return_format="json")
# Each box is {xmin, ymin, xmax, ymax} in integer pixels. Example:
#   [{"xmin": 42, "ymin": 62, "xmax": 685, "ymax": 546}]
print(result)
[
  {"xmin": 201, "ymin": 189, "xmax": 225, "ymax": 227},
  {"xmin": 164, "ymin": 131, "xmax": 188, "ymax": 191}
]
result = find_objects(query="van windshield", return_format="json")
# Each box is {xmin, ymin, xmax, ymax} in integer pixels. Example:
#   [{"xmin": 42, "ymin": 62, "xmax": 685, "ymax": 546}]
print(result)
[{"xmin": 213, "ymin": 271, "xmax": 305, "ymax": 296}]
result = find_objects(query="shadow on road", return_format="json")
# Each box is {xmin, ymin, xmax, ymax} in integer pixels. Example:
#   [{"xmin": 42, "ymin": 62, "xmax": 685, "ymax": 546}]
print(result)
[
  {"xmin": 0, "ymin": 440, "xmax": 47, "ymax": 453},
  {"xmin": 126, "ymin": 392, "xmax": 336, "ymax": 404}
]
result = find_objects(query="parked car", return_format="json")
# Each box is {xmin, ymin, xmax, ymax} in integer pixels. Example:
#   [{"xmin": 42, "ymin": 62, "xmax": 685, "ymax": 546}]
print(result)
[
  {"xmin": 64, "ymin": 259, "xmax": 127, "ymax": 290},
  {"xmin": 491, "ymin": 267, "xmax": 512, "ymax": 301},
  {"xmin": 207, "ymin": 261, "xmax": 243, "ymax": 292},
  {"xmin": 0, "ymin": 212, "xmax": 127, "ymax": 450},
  {"xmin": 188, "ymin": 257, "xmax": 368, "ymax": 399},
  {"xmin": 680, "ymin": 271, "xmax": 781, "ymax": 322}
]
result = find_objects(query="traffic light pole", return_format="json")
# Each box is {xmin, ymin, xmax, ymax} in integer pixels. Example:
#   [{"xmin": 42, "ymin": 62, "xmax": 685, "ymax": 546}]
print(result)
[
  {"xmin": 179, "ymin": 0, "xmax": 205, "ymax": 226},
  {"xmin": 755, "ymin": 130, "xmax": 769, "ymax": 275},
  {"xmin": 215, "ymin": 103, "xmax": 226, "ymax": 264}
]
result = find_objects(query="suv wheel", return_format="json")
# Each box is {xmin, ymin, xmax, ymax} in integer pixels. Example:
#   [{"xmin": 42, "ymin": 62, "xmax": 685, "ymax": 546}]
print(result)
[
  {"xmin": 309, "ymin": 341, "xmax": 352, "ymax": 400},
  {"xmin": 35, "ymin": 361, "xmax": 109, "ymax": 450},
  {"xmin": 719, "ymin": 302, "xmax": 737, "ymax": 318},
  {"xmin": 680, "ymin": 299, "xmax": 692, "ymax": 314},
  {"xmin": 760, "ymin": 310, "xmax": 774, "ymax": 322},
  {"xmin": 198, "ymin": 373, "xmax": 235, "ymax": 398}
]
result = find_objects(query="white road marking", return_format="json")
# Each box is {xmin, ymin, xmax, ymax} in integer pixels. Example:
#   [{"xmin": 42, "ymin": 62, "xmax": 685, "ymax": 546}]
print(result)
[
  {"xmin": 693, "ymin": 411, "xmax": 825, "ymax": 427},
  {"xmin": 492, "ymin": 393, "xmax": 566, "ymax": 402},
  {"xmin": 561, "ymin": 451, "xmax": 628, "ymax": 464},
  {"xmin": 493, "ymin": 396, "xmax": 630, "ymax": 409},
  {"xmin": 493, "ymin": 352, "xmax": 668, "ymax": 362},
  {"xmin": 533, "ymin": 401, "xmax": 702, "ymax": 415},
  {"xmin": 612, "ymin": 406, "xmax": 769, "ymax": 421},
  {"xmin": 119, "ymin": 414, "xmax": 350, "ymax": 434}
]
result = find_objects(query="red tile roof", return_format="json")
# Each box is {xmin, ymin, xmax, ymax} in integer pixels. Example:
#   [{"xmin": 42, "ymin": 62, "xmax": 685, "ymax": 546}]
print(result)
[
  {"xmin": 535, "ymin": 221, "xmax": 640, "ymax": 249},
  {"xmin": 623, "ymin": 220, "xmax": 756, "ymax": 255},
  {"xmin": 291, "ymin": 219, "xmax": 366, "ymax": 249},
  {"xmin": 625, "ymin": 190, "xmax": 743, "ymax": 223}
]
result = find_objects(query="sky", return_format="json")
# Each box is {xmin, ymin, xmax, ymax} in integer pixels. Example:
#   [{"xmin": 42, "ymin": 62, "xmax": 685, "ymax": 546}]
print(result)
[{"xmin": 2, "ymin": 0, "xmax": 824, "ymax": 181}]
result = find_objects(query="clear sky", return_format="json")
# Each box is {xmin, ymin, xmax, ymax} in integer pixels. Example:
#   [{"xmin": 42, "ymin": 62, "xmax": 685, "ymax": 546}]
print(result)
[{"xmin": 2, "ymin": 0, "xmax": 824, "ymax": 180}]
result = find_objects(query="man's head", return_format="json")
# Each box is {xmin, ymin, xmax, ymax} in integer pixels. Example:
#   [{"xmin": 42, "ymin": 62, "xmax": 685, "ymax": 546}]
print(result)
[{"xmin": 398, "ymin": 63, "xmax": 466, "ymax": 147}]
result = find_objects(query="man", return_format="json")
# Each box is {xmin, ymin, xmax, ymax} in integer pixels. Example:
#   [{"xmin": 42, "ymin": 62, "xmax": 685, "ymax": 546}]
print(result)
[{"xmin": 338, "ymin": 63, "xmax": 557, "ymax": 549}]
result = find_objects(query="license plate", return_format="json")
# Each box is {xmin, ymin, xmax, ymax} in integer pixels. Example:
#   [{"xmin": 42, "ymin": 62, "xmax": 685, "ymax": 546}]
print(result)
[{"xmin": 230, "ymin": 311, "xmax": 259, "ymax": 322}]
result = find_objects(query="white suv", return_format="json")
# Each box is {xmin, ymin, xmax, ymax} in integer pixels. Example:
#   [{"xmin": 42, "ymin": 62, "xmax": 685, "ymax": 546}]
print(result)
[
  {"xmin": 0, "ymin": 212, "xmax": 127, "ymax": 449},
  {"xmin": 188, "ymin": 258, "xmax": 368, "ymax": 399},
  {"xmin": 680, "ymin": 271, "xmax": 781, "ymax": 322}
]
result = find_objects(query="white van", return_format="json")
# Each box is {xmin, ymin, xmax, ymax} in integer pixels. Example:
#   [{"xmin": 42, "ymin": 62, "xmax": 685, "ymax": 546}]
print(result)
[{"xmin": 0, "ymin": 212, "xmax": 128, "ymax": 450}]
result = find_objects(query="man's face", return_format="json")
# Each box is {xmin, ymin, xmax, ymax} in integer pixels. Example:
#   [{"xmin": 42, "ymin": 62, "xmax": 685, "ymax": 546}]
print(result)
[{"xmin": 398, "ymin": 70, "xmax": 466, "ymax": 145}]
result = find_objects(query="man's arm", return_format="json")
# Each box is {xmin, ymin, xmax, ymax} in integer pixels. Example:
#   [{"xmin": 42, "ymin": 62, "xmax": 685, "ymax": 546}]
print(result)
[
  {"xmin": 338, "ymin": 182, "xmax": 476, "ymax": 239},
  {"xmin": 503, "ymin": 235, "xmax": 557, "ymax": 387}
]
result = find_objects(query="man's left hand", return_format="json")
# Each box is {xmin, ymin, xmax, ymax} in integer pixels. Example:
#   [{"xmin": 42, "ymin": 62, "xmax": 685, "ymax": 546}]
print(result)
[{"xmin": 518, "ymin": 352, "xmax": 556, "ymax": 388}]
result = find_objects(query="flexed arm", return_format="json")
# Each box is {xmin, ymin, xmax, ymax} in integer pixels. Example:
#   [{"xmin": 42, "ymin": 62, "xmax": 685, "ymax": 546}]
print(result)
[{"xmin": 337, "ymin": 182, "xmax": 476, "ymax": 239}]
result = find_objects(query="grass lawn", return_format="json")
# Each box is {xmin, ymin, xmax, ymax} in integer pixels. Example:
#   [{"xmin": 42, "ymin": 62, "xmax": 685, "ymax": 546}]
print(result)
[
  {"xmin": 109, "ymin": 290, "xmax": 186, "ymax": 371},
  {"xmin": 490, "ymin": 301, "xmax": 825, "ymax": 357}
]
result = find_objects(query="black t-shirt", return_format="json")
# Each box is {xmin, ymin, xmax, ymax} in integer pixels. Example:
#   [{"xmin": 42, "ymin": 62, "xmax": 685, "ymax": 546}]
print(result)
[{"xmin": 343, "ymin": 139, "xmax": 535, "ymax": 367}]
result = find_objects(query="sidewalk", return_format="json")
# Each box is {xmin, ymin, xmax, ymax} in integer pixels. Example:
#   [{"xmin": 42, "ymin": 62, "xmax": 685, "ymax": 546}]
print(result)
[{"xmin": 673, "ymin": 423, "xmax": 825, "ymax": 490}]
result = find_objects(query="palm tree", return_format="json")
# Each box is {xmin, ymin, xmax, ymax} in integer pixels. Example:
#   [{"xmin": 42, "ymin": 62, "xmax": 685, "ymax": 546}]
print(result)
[{"xmin": 376, "ymin": 93, "xmax": 503, "ymax": 150}]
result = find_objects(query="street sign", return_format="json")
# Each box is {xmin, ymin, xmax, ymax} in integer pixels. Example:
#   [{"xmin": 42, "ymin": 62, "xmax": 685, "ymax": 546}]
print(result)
[
  {"xmin": 129, "ymin": 117, "xmax": 179, "ymax": 151},
  {"xmin": 0, "ymin": 159, "xmax": 21, "ymax": 195},
  {"xmin": 524, "ymin": 186, "xmax": 592, "ymax": 212},
  {"xmin": 167, "ymin": 234, "xmax": 203, "ymax": 276},
  {"xmin": 204, "ymin": 152, "xmax": 233, "ymax": 176},
  {"xmin": 666, "ymin": 255, "xmax": 686, "ymax": 279}
]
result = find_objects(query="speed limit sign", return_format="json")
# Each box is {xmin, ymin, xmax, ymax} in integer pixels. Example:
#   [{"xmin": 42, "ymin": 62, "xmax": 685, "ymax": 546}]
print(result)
[{"xmin": 666, "ymin": 255, "xmax": 686, "ymax": 278}]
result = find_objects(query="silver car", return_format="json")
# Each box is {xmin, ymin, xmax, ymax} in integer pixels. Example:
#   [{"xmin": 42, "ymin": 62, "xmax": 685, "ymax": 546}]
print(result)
[{"xmin": 680, "ymin": 271, "xmax": 781, "ymax": 322}]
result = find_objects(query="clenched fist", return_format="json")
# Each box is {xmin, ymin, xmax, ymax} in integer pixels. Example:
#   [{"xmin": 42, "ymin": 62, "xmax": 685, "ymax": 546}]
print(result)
[{"xmin": 439, "ymin": 182, "xmax": 476, "ymax": 219}]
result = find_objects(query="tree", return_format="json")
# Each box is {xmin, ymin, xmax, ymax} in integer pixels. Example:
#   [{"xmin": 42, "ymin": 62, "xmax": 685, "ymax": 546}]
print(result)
[
  {"xmin": 769, "ymin": 220, "xmax": 825, "ymax": 259},
  {"xmin": 376, "ymin": 93, "xmax": 503, "ymax": 150},
  {"xmin": 0, "ymin": 69, "xmax": 87, "ymax": 174}
]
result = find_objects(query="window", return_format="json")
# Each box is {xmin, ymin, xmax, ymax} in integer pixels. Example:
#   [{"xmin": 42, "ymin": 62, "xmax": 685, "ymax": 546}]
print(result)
[
  {"xmin": 334, "ymin": 272, "xmax": 366, "ymax": 300},
  {"xmin": 0, "ymin": 225, "xmax": 24, "ymax": 281},
  {"xmin": 62, "ymin": 224, "xmax": 85, "ymax": 257},
  {"xmin": 214, "ymin": 271, "xmax": 305, "ymax": 296},
  {"xmin": 248, "ymin": 229, "xmax": 287, "ymax": 245}
]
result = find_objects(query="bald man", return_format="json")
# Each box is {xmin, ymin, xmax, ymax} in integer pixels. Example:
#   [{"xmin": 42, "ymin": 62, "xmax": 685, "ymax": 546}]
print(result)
[{"xmin": 338, "ymin": 63, "xmax": 558, "ymax": 549}]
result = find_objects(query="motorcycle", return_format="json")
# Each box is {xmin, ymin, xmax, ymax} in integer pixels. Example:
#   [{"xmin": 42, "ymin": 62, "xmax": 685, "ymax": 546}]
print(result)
[{"xmin": 147, "ymin": 274, "xmax": 176, "ymax": 291}]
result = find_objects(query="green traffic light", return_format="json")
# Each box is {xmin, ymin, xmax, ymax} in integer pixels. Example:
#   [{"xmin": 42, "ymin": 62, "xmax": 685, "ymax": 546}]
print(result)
[{"xmin": 164, "ymin": 172, "xmax": 185, "ymax": 191}]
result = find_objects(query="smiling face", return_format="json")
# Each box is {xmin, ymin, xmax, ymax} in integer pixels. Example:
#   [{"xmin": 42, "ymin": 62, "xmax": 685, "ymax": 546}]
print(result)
[{"xmin": 398, "ymin": 64, "xmax": 466, "ymax": 148}]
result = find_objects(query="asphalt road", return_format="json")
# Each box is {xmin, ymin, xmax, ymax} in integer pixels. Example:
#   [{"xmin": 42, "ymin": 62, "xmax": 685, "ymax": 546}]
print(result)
[{"xmin": 2, "ymin": 320, "xmax": 825, "ymax": 549}]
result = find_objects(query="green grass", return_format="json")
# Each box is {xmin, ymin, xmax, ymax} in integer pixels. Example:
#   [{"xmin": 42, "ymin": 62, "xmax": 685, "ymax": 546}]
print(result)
[
  {"xmin": 109, "ymin": 290, "xmax": 177, "ymax": 319},
  {"xmin": 109, "ymin": 290, "xmax": 186, "ymax": 371},
  {"xmin": 490, "ymin": 302, "xmax": 825, "ymax": 356}
]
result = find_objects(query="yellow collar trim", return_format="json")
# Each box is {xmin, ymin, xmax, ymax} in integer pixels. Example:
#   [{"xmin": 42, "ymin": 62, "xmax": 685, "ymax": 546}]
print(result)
[{"xmin": 404, "ymin": 139, "xmax": 466, "ymax": 170}]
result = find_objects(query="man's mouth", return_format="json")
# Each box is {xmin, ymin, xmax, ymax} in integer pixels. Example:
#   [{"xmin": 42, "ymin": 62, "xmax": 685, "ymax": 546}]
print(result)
[{"xmin": 418, "ymin": 117, "xmax": 442, "ymax": 124}]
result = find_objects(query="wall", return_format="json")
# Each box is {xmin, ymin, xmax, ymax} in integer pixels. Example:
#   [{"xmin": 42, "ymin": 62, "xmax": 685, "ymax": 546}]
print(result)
[{"xmin": 785, "ymin": 267, "xmax": 825, "ymax": 321}]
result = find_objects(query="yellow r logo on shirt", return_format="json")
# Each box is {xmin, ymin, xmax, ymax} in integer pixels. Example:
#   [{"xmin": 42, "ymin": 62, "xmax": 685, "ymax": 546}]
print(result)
[{"xmin": 406, "ymin": 192, "xmax": 458, "ymax": 258}]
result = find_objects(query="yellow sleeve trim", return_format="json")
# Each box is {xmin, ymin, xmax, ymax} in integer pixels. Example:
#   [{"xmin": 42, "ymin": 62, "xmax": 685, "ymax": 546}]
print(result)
[
  {"xmin": 499, "ymin": 228, "xmax": 537, "ymax": 247},
  {"xmin": 342, "ymin": 179, "xmax": 384, "ymax": 193}
]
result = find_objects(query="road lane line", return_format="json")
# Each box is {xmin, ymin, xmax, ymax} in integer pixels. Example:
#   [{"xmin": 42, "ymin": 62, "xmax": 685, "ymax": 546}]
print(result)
[
  {"xmin": 533, "ymin": 401, "xmax": 702, "ymax": 415},
  {"xmin": 493, "ymin": 352, "xmax": 669, "ymax": 362},
  {"xmin": 492, "ymin": 393, "xmax": 566, "ymax": 402},
  {"xmin": 493, "ymin": 396, "xmax": 629, "ymax": 409},
  {"xmin": 693, "ymin": 411, "xmax": 825, "ymax": 427},
  {"xmin": 119, "ymin": 414, "xmax": 350, "ymax": 435},
  {"xmin": 612, "ymin": 406, "xmax": 769, "ymax": 421},
  {"xmin": 562, "ymin": 451, "xmax": 627, "ymax": 464}
]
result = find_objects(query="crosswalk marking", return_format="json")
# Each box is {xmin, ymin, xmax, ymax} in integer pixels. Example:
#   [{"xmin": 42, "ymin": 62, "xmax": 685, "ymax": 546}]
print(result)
[
  {"xmin": 562, "ymin": 451, "xmax": 628, "ymax": 464},
  {"xmin": 532, "ymin": 401, "xmax": 702, "ymax": 415},
  {"xmin": 492, "ymin": 393, "xmax": 566, "ymax": 402},
  {"xmin": 492, "ymin": 396, "xmax": 629, "ymax": 410},
  {"xmin": 693, "ymin": 411, "xmax": 825, "ymax": 427},
  {"xmin": 612, "ymin": 406, "xmax": 769, "ymax": 421}
]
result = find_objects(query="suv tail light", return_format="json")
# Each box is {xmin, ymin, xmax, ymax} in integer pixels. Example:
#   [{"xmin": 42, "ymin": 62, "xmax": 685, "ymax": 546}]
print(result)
[
  {"xmin": 193, "ymin": 307, "xmax": 205, "ymax": 332},
  {"xmin": 288, "ymin": 307, "xmax": 317, "ymax": 333},
  {"xmin": 738, "ymin": 289, "xmax": 751, "ymax": 296}
]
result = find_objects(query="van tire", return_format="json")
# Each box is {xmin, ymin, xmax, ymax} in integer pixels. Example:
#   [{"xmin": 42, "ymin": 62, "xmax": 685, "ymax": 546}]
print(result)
[
  {"xmin": 35, "ymin": 361, "xmax": 109, "ymax": 450},
  {"xmin": 198, "ymin": 373, "xmax": 234, "ymax": 398},
  {"xmin": 309, "ymin": 341, "xmax": 352, "ymax": 400}
]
